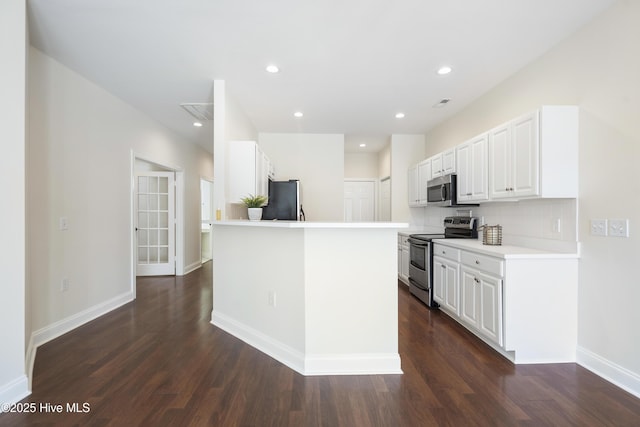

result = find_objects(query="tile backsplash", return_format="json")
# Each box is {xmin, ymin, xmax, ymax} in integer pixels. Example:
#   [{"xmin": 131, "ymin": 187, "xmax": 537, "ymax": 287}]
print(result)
[{"xmin": 419, "ymin": 198, "xmax": 577, "ymax": 252}]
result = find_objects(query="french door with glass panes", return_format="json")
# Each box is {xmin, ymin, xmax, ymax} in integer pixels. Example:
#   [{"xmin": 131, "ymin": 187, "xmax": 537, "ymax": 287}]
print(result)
[{"xmin": 135, "ymin": 172, "xmax": 175, "ymax": 276}]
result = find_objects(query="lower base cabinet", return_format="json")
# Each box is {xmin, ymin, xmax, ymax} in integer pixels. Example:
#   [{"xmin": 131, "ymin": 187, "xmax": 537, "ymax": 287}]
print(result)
[
  {"xmin": 398, "ymin": 234, "xmax": 410, "ymax": 284},
  {"xmin": 460, "ymin": 266, "xmax": 503, "ymax": 346},
  {"xmin": 433, "ymin": 241, "xmax": 578, "ymax": 364}
]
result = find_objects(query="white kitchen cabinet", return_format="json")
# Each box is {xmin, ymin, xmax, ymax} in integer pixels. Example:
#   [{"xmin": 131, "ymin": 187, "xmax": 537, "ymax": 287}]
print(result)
[
  {"xmin": 228, "ymin": 141, "xmax": 271, "ymax": 203},
  {"xmin": 408, "ymin": 160, "xmax": 431, "ymax": 207},
  {"xmin": 407, "ymin": 166, "xmax": 419, "ymax": 207},
  {"xmin": 460, "ymin": 263, "xmax": 503, "ymax": 347},
  {"xmin": 397, "ymin": 234, "xmax": 410, "ymax": 285},
  {"xmin": 433, "ymin": 239, "xmax": 578, "ymax": 364},
  {"xmin": 456, "ymin": 133, "xmax": 489, "ymax": 202},
  {"xmin": 417, "ymin": 160, "xmax": 432, "ymax": 205},
  {"xmin": 488, "ymin": 106, "xmax": 578, "ymax": 201},
  {"xmin": 430, "ymin": 148, "xmax": 456, "ymax": 179},
  {"xmin": 433, "ymin": 244, "xmax": 460, "ymax": 314}
]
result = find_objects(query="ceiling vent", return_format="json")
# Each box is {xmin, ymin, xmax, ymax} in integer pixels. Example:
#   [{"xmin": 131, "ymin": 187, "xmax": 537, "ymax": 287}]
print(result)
[
  {"xmin": 180, "ymin": 103, "xmax": 213, "ymax": 121},
  {"xmin": 432, "ymin": 98, "xmax": 451, "ymax": 108}
]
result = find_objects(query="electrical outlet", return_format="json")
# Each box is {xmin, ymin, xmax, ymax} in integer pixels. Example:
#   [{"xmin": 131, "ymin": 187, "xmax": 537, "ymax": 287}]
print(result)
[
  {"xmin": 609, "ymin": 219, "xmax": 629, "ymax": 238},
  {"xmin": 59, "ymin": 217, "xmax": 68, "ymax": 231},
  {"xmin": 590, "ymin": 219, "xmax": 607, "ymax": 236},
  {"xmin": 61, "ymin": 278, "xmax": 69, "ymax": 292},
  {"xmin": 552, "ymin": 218, "xmax": 561, "ymax": 233},
  {"xmin": 268, "ymin": 291, "xmax": 276, "ymax": 307}
]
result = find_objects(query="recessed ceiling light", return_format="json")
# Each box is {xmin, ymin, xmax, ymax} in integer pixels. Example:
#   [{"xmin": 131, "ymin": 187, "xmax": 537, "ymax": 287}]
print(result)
[
  {"xmin": 266, "ymin": 64, "xmax": 279, "ymax": 73},
  {"xmin": 193, "ymin": 121, "xmax": 203, "ymax": 127},
  {"xmin": 437, "ymin": 66, "xmax": 452, "ymax": 75},
  {"xmin": 359, "ymin": 143, "xmax": 366, "ymax": 148},
  {"xmin": 294, "ymin": 111, "xmax": 303, "ymax": 118},
  {"xmin": 395, "ymin": 112, "xmax": 405, "ymax": 119}
]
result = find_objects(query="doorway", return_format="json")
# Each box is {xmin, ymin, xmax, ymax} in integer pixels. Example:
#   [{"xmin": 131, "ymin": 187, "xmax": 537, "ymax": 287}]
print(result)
[
  {"xmin": 131, "ymin": 155, "xmax": 184, "ymax": 291},
  {"xmin": 200, "ymin": 179, "xmax": 214, "ymax": 263}
]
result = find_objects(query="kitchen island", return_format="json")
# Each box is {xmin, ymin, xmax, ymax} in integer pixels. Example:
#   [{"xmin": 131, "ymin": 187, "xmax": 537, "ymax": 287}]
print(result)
[{"xmin": 211, "ymin": 220, "xmax": 407, "ymax": 376}]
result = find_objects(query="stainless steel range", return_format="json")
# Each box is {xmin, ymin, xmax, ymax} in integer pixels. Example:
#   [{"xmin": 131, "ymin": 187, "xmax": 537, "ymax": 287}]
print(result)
[{"xmin": 408, "ymin": 216, "xmax": 478, "ymax": 308}]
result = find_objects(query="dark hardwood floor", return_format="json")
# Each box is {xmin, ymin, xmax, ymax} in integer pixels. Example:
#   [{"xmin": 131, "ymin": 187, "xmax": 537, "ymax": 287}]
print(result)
[{"xmin": 2, "ymin": 261, "xmax": 640, "ymax": 426}]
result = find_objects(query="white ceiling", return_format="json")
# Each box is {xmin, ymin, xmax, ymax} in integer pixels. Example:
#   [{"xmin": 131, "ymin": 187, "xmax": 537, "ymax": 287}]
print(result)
[{"xmin": 27, "ymin": 0, "xmax": 616, "ymax": 153}]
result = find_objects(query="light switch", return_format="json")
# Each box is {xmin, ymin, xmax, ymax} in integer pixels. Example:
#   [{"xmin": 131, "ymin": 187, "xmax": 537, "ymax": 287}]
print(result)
[
  {"xmin": 609, "ymin": 219, "xmax": 629, "ymax": 238},
  {"xmin": 59, "ymin": 217, "xmax": 68, "ymax": 231},
  {"xmin": 590, "ymin": 219, "xmax": 607, "ymax": 236}
]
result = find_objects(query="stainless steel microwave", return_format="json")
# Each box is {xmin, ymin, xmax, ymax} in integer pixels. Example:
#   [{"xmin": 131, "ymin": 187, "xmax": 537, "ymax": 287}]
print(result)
[{"xmin": 427, "ymin": 173, "xmax": 477, "ymax": 207}]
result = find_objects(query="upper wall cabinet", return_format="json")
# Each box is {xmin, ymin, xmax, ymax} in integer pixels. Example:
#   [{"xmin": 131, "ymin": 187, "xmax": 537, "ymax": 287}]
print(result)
[
  {"xmin": 456, "ymin": 133, "xmax": 489, "ymax": 202},
  {"xmin": 408, "ymin": 159, "xmax": 432, "ymax": 207},
  {"xmin": 488, "ymin": 106, "xmax": 578, "ymax": 201},
  {"xmin": 430, "ymin": 148, "xmax": 456, "ymax": 178},
  {"xmin": 228, "ymin": 140, "xmax": 272, "ymax": 203}
]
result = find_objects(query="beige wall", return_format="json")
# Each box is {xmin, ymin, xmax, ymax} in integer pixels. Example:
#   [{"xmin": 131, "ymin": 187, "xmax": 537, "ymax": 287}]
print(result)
[
  {"xmin": 259, "ymin": 133, "xmax": 344, "ymax": 221},
  {"xmin": 424, "ymin": 0, "xmax": 640, "ymax": 395},
  {"xmin": 390, "ymin": 134, "xmax": 425, "ymax": 223},
  {"xmin": 344, "ymin": 152, "xmax": 379, "ymax": 179},
  {"xmin": 28, "ymin": 48, "xmax": 213, "ymax": 335}
]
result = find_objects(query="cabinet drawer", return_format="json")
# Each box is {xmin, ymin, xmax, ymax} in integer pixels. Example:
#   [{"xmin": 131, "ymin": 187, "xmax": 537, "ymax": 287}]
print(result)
[
  {"xmin": 433, "ymin": 244, "xmax": 460, "ymax": 262},
  {"xmin": 461, "ymin": 251, "xmax": 504, "ymax": 276}
]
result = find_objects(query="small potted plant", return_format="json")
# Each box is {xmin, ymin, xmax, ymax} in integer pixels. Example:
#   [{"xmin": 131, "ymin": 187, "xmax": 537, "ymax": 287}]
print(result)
[{"xmin": 241, "ymin": 194, "xmax": 268, "ymax": 221}]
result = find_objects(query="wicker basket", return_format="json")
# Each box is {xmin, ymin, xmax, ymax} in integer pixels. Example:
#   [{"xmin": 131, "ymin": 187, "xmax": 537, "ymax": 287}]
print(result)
[{"xmin": 482, "ymin": 225, "xmax": 502, "ymax": 245}]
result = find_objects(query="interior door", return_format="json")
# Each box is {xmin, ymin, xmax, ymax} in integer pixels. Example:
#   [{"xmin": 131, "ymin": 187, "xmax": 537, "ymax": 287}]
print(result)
[
  {"xmin": 136, "ymin": 171, "xmax": 175, "ymax": 276},
  {"xmin": 344, "ymin": 180, "xmax": 375, "ymax": 222}
]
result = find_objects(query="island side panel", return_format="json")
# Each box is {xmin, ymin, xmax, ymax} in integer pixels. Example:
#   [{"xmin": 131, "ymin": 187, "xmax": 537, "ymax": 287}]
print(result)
[
  {"xmin": 302, "ymin": 228, "xmax": 401, "ymax": 375},
  {"xmin": 211, "ymin": 225, "xmax": 307, "ymax": 372}
]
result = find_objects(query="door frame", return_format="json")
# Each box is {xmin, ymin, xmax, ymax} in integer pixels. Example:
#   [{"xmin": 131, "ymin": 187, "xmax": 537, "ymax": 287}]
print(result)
[
  {"xmin": 200, "ymin": 177, "xmax": 214, "ymax": 263},
  {"xmin": 130, "ymin": 151, "xmax": 185, "ymax": 299}
]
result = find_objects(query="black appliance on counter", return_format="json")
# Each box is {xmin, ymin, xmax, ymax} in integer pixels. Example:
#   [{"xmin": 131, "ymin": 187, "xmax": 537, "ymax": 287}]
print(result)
[
  {"xmin": 262, "ymin": 180, "xmax": 305, "ymax": 221},
  {"xmin": 408, "ymin": 216, "xmax": 478, "ymax": 308}
]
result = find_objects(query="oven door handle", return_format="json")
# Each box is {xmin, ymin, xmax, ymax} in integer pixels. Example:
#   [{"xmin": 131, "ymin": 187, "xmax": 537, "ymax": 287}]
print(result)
[
  {"xmin": 408, "ymin": 277, "xmax": 430, "ymax": 292},
  {"xmin": 407, "ymin": 238, "xmax": 430, "ymax": 246}
]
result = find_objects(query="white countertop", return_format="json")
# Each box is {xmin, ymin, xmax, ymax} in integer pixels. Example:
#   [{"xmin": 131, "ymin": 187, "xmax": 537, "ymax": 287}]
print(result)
[
  {"xmin": 432, "ymin": 238, "xmax": 579, "ymax": 259},
  {"xmin": 213, "ymin": 220, "xmax": 408, "ymax": 229}
]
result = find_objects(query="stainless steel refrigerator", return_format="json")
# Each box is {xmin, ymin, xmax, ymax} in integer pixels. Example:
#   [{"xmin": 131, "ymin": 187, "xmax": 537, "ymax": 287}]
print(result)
[{"xmin": 262, "ymin": 180, "xmax": 304, "ymax": 221}]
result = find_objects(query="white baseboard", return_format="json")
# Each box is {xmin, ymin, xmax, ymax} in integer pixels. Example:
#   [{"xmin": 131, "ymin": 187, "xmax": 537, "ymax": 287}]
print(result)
[
  {"xmin": 0, "ymin": 375, "xmax": 29, "ymax": 409},
  {"xmin": 211, "ymin": 310, "xmax": 403, "ymax": 376},
  {"xmin": 183, "ymin": 261, "xmax": 202, "ymax": 275},
  {"xmin": 577, "ymin": 346, "xmax": 640, "ymax": 399},
  {"xmin": 25, "ymin": 291, "xmax": 134, "ymax": 389},
  {"xmin": 304, "ymin": 354, "xmax": 402, "ymax": 376}
]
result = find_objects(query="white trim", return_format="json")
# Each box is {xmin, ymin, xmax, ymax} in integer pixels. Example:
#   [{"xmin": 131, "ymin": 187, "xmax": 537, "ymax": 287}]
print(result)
[
  {"xmin": 211, "ymin": 310, "xmax": 402, "ymax": 376},
  {"xmin": 25, "ymin": 291, "xmax": 134, "ymax": 389},
  {"xmin": 130, "ymin": 150, "xmax": 136, "ymax": 298},
  {"xmin": 175, "ymin": 171, "xmax": 185, "ymax": 275},
  {"xmin": 577, "ymin": 346, "xmax": 640, "ymax": 399},
  {"xmin": 183, "ymin": 261, "xmax": 202, "ymax": 275},
  {"xmin": 304, "ymin": 354, "xmax": 402, "ymax": 376},
  {"xmin": 0, "ymin": 376, "xmax": 29, "ymax": 409}
]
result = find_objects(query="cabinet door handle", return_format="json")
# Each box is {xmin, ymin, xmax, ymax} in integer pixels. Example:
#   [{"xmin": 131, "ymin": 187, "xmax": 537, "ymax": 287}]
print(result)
[
  {"xmin": 474, "ymin": 277, "xmax": 480, "ymax": 283},
  {"xmin": 475, "ymin": 260, "xmax": 480, "ymax": 265}
]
